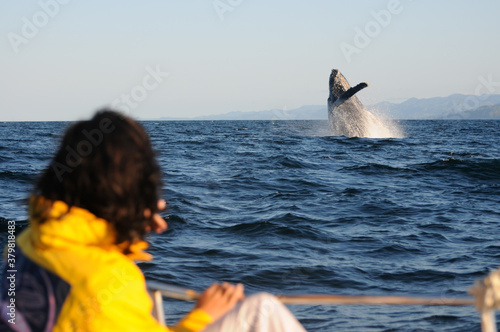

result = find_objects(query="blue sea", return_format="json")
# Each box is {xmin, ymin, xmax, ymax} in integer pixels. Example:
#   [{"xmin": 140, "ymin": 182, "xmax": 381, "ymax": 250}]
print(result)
[{"xmin": 1, "ymin": 120, "xmax": 499, "ymax": 331}]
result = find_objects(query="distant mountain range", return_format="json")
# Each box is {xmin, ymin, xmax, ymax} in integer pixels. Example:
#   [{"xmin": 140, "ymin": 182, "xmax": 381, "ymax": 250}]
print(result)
[
  {"xmin": 372, "ymin": 94, "xmax": 500, "ymax": 119},
  {"xmin": 157, "ymin": 94, "xmax": 500, "ymax": 120}
]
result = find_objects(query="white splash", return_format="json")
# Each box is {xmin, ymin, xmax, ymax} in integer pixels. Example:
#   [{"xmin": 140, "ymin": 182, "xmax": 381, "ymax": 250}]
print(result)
[
  {"xmin": 363, "ymin": 109, "xmax": 404, "ymax": 138},
  {"xmin": 329, "ymin": 107, "xmax": 404, "ymax": 138}
]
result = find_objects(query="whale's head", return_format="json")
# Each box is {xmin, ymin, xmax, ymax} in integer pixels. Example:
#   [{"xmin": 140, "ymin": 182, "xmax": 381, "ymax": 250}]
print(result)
[
  {"xmin": 329, "ymin": 69, "xmax": 339, "ymax": 83},
  {"xmin": 328, "ymin": 69, "xmax": 347, "ymax": 107},
  {"xmin": 329, "ymin": 69, "xmax": 349, "ymax": 99}
]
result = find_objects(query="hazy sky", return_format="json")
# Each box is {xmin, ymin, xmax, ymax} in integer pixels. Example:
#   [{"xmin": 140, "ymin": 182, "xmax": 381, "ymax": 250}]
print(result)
[{"xmin": 1, "ymin": 0, "xmax": 499, "ymax": 121}]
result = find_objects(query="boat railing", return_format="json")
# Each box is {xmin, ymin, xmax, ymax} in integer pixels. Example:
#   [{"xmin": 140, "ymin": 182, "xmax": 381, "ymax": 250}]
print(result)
[{"xmin": 147, "ymin": 268, "xmax": 500, "ymax": 332}]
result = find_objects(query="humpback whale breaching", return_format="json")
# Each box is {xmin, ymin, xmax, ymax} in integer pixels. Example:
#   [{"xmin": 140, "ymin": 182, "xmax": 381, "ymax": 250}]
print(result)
[{"xmin": 327, "ymin": 69, "xmax": 401, "ymax": 138}]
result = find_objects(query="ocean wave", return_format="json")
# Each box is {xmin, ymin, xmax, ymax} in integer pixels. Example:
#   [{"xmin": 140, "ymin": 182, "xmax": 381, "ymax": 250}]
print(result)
[
  {"xmin": 368, "ymin": 244, "xmax": 424, "ymax": 256},
  {"xmin": 273, "ymin": 155, "xmax": 316, "ymax": 169},
  {"xmin": 0, "ymin": 170, "xmax": 37, "ymax": 183},
  {"xmin": 220, "ymin": 216, "xmax": 334, "ymax": 243},
  {"xmin": 340, "ymin": 163, "xmax": 415, "ymax": 175},
  {"xmin": 35, "ymin": 132, "xmax": 60, "ymax": 138},
  {"xmin": 415, "ymin": 158, "xmax": 500, "ymax": 180},
  {"xmin": 375, "ymin": 269, "xmax": 475, "ymax": 283},
  {"xmin": 0, "ymin": 155, "xmax": 12, "ymax": 162}
]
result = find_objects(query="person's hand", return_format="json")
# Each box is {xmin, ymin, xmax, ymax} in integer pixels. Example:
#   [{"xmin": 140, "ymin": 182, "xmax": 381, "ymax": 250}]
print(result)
[
  {"xmin": 144, "ymin": 199, "xmax": 168, "ymax": 233},
  {"xmin": 194, "ymin": 282, "xmax": 245, "ymax": 321}
]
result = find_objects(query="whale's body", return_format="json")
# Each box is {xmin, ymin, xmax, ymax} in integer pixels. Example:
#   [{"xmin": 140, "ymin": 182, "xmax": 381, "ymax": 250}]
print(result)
[{"xmin": 327, "ymin": 69, "xmax": 372, "ymax": 137}]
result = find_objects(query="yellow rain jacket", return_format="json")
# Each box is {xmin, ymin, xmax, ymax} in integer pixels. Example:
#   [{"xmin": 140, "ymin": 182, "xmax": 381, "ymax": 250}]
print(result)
[{"xmin": 1, "ymin": 197, "xmax": 212, "ymax": 331}]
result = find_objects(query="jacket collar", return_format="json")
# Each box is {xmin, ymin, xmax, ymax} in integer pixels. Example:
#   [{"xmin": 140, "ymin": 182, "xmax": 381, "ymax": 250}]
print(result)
[{"xmin": 26, "ymin": 196, "xmax": 153, "ymax": 262}]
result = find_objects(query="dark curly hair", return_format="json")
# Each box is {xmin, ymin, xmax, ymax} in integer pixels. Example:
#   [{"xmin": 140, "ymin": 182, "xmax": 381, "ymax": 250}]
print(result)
[{"xmin": 33, "ymin": 110, "xmax": 161, "ymax": 248}]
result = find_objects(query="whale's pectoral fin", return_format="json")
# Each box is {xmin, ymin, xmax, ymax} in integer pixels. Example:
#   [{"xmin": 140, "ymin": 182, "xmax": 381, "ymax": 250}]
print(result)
[
  {"xmin": 332, "ymin": 82, "xmax": 369, "ymax": 108},
  {"xmin": 340, "ymin": 82, "xmax": 368, "ymax": 101}
]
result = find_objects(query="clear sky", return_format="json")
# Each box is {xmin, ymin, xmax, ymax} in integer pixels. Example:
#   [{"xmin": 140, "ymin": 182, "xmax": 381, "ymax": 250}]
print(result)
[{"xmin": 1, "ymin": 0, "xmax": 499, "ymax": 121}]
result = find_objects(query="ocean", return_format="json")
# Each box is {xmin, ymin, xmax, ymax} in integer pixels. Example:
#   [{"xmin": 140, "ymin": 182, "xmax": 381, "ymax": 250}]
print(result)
[{"xmin": 1, "ymin": 119, "xmax": 499, "ymax": 331}]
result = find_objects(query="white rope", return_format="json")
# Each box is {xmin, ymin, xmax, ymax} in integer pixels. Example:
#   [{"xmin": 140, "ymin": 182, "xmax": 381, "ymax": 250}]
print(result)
[{"xmin": 145, "ymin": 281, "xmax": 474, "ymax": 306}]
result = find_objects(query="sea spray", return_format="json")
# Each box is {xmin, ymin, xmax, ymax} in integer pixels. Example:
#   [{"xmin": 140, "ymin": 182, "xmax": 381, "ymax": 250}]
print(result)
[
  {"xmin": 361, "ymin": 108, "xmax": 403, "ymax": 138},
  {"xmin": 329, "ymin": 107, "xmax": 403, "ymax": 138}
]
